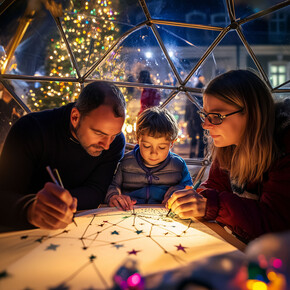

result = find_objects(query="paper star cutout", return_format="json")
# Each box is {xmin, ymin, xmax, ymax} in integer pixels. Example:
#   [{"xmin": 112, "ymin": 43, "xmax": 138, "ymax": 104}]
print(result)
[
  {"xmin": 113, "ymin": 244, "xmax": 124, "ymax": 249},
  {"xmin": 0, "ymin": 270, "xmax": 9, "ymax": 279},
  {"xmin": 103, "ymin": 220, "xmax": 108, "ymax": 223},
  {"xmin": 35, "ymin": 237, "xmax": 45, "ymax": 243},
  {"xmin": 111, "ymin": 230, "xmax": 119, "ymax": 235},
  {"xmin": 122, "ymin": 216, "xmax": 130, "ymax": 219},
  {"xmin": 135, "ymin": 230, "xmax": 143, "ymax": 235},
  {"xmin": 175, "ymin": 244, "xmax": 188, "ymax": 253},
  {"xmin": 98, "ymin": 223, "xmax": 105, "ymax": 227},
  {"xmin": 46, "ymin": 244, "xmax": 59, "ymax": 251},
  {"xmin": 128, "ymin": 249, "xmax": 141, "ymax": 255},
  {"xmin": 89, "ymin": 255, "xmax": 96, "ymax": 262}
]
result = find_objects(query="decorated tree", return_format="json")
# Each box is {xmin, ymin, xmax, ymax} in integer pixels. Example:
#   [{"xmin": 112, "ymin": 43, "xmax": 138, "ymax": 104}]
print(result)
[{"xmin": 27, "ymin": 0, "xmax": 125, "ymax": 111}]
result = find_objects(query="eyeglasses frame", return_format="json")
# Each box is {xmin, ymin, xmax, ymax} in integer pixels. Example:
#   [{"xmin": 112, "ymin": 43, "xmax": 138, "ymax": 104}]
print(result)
[{"xmin": 197, "ymin": 109, "xmax": 244, "ymax": 125}]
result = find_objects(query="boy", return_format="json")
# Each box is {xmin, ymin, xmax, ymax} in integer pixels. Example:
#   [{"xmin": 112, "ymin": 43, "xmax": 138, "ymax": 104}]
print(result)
[{"xmin": 105, "ymin": 107, "xmax": 193, "ymax": 210}]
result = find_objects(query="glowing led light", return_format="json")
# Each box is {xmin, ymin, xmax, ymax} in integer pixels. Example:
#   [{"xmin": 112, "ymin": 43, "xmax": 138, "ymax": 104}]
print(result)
[
  {"xmin": 267, "ymin": 271, "xmax": 277, "ymax": 281},
  {"xmin": 127, "ymin": 273, "xmax": 141, "ymax": 287},
  {"xmin": 273, "ymin": 258, "xmax": 282, "ymax": 269},
  {"xmin": 252, "ymin": 281, "xmax": 267, "ymax": 290},
  {"xmin": 169, "ymin": 50, "xmax": 173, "ymax": 57},
  {"xmin": 145, "ymin": 51, "xmax": 152, "ymax": 58},
  {"xmin": 126, "ymin": 124, "xmax": 133, "ymax": 134}
]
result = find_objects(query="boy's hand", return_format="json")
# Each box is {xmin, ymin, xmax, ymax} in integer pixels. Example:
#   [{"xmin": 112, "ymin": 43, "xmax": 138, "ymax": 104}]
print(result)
[
  {"xmin": 109, "ymin": 194, "xmax": 136, "ymax": 211},
  {"xmin": 166, "ymin": 188, "xmax": 206, "ymax": 219}
]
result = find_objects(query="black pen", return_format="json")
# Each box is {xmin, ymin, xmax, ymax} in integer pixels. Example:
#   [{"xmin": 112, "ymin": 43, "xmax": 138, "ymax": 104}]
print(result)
[
  {"xmin": 46, "ymin": 166, "xmax": 78, "ymax": 227},
  {"xmin": 166, "ymin": 185, "xmax": 194, "ymax": 217}
]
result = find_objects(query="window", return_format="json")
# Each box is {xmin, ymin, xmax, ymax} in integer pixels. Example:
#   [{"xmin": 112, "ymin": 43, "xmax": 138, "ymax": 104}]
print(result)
[{"xmin": 269, "ymin": 63, "xmax": 287, "ymax": 87}]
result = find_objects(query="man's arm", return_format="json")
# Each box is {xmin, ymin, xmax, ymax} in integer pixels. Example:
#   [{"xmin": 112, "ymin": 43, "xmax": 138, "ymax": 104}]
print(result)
[
  {"xmin": 0, "ymin": 115, "xmax": 44, "ymax": 228},
  {"xmin": 0, "ymin": 115, "xmax": 77, "ymax": 230}
]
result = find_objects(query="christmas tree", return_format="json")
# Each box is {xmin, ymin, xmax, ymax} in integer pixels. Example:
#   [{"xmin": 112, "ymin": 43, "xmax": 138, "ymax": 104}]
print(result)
[{"xmin": 26, "ymin": 0, "xmax": 126, "ymax": 111}]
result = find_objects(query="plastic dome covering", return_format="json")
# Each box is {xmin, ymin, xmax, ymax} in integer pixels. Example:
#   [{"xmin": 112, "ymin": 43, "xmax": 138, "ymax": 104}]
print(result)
[{"xmin": 0, "ymin": 0, "xmax": 290, "ymax": 158}]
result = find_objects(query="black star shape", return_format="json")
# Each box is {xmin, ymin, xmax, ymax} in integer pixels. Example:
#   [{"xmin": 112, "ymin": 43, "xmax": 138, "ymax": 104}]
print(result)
[
  {"xmin": 0, "ymin": 270, "xmax": 9, "ymax": 279},
  {"xmin": 45, "ymin": 244, "xmax": 59, "ymax": 251},
  {"xmin": 89, "ymin": 255, "xmax": 96, "ymax": 262}
]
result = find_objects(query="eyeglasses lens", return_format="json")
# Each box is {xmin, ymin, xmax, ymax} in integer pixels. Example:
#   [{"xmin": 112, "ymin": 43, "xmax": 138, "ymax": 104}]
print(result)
[{"xmin": 210, "ymin": 115, "xmax": 222, "ymax": 125}]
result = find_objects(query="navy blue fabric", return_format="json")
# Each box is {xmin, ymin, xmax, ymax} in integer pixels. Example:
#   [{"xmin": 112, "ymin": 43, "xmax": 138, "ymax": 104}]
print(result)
[
  {"xmin": 0, "ymin": 103, "xmax": 125, "ymax": 229},
  {"xmin": 106, "ymin": 145, "xmax": 193, "ymax": 204}
]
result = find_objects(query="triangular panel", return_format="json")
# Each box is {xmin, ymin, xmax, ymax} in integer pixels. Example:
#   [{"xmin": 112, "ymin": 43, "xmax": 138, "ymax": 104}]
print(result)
[
  {"xmin": 156, "ymin": 24, "xmax": 220, "ymax": 83},
  {"xmin": 0, "ymin": 2, "xmax": 76, "ymax": 78},
  {"xmin": 241, "ymin": 5, "xmax": 290, "ymax": 88},
  {"xmin": 187, "ymin": 29, "xmax": 262, "ymax": 88},
  {"xmin": 91, "ymin": 26, "xmax": 178, "ymax": 86}
]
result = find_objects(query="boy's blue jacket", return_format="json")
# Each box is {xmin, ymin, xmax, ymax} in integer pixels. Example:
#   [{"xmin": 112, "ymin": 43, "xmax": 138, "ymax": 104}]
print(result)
[{"xmin": 105, "ymin": 145, "xmax": 193, "ymax": 204}]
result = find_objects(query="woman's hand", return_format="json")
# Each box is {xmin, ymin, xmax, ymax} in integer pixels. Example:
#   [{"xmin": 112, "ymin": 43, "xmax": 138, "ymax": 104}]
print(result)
[
  {"xmin": 166, "ymin": 188, "xmax": 206, "ymax": 219},
  {"xmin": 109, "ymin": 194, "xmax": 136, "ymax": 211}
]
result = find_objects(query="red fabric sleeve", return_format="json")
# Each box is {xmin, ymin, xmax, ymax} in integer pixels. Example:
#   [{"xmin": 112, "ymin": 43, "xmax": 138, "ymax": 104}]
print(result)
[{"xmin": 201, "ymin": 153, "xmax": 290, "ymax": 241}]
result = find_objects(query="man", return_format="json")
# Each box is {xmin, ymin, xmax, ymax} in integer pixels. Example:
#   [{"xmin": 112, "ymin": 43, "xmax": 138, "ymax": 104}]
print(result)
[{"xmin": 0, "ymin": 81, "xmax": 126, "ymax": 230}]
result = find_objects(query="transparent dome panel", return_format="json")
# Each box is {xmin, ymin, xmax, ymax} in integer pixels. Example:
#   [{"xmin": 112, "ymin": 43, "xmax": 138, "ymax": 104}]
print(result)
[
  {"xmin": 65, "ymin": 0, "xmax": 146, "ymax": 27},
  {"xmin": 145, "ymin": 0, "xmax": 230, "ymax": 26},
  {"xmin": 273, "ymin": 92, "xmax": 290, "ymax": 101},
  {"xmin": 164, "ymin": 91, "xmax": 205, "ymax": 159},
  {"xmin": 0, "ymin": 81, "xmax": 25, "ymax": 155},
  {"xmin": 275, "ymin": 80, "xmax": 290, "ymax": 90},
  {"xmin": 90, "ymin": 26, "xmax": 178, "ymax": 86},
  {"xmin": 156, "ymin": 24, "xmax": 220, "ymax": 83},
  {"xmin": 123, "ymin": 87, "xmax": 173, "ymax": 144},
  {"xmin": 8, "ymin": 79, "xmax": 81, "ymax": 112},
  {"xmin": 60, "ymin": 13, "xmax": 134, "ymax": 76},
  {"xmin": 183, "ymin": 92, "xmax": 205, "ymax": 159},
  {"xmin": 187, "ymin": 29, "xmax": 261, "ymax": 86},
  {"xmin": 0, "ymin": 2, "xmax": 76, "ymax": 77},
  {"xmin": 241, "ymin": 5, "xmax": 290, "ymax": 88},
  {"xmin": 234, "ymin": 0, "xmax": 280, "ymax": 21}
]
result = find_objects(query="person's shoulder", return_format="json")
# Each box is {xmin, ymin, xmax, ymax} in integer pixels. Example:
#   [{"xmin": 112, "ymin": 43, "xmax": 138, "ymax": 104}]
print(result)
[
  {"xmin": 104, "ymin": 133, "xmax": 126, "ymax": 158},
  {"xmin": 20, "ymin": 103, "xmax": 73, "ymax": 124},
  {"xmin": 274, "ymin": 99, "xmax": 290, "ymax": 153},
  {"xmin": 168, "ymin": 152, "xmax": 187, "ymax": 168},
  {"xmin": 110, "ymin": 132, "xmax": 125, "ymax": 149},
  {"xmin": 117, "ymin": 149, "xmax": 140, "ymax": 171}
]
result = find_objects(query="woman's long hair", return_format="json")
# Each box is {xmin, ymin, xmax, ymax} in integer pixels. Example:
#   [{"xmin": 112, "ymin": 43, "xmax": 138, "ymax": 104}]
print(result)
[{"xmin": 204, "ymin": 69, "xmax": 277, "ymax": 186}]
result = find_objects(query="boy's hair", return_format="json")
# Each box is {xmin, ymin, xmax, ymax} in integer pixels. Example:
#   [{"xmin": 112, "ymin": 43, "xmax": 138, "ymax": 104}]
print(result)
[
  {"xmin": 136, "ymin": 107, "xmax": 179, "ymax": 141},
  {"xmin": 76, "ymin": 81, "xmax": 126, "ymax": 118}
]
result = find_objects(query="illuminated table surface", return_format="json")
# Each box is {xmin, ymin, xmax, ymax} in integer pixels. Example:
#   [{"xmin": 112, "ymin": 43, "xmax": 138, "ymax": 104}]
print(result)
[{"xmin": 0, "ymin": 205, "xmax": 246, "ymax": 289}]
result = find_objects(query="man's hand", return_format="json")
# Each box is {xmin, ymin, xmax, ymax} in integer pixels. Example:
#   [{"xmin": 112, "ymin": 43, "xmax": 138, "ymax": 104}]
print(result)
[
  {"xmin": 27, "ymin": 182, "xmax": 78, "ymax": 230},
  {"xmin": 166, "ymin": 188, "xmax": 206, "ymax": 219},
  {"xmin": 109, "ymin": 194, "xmax": 136, "ymax": 211}
]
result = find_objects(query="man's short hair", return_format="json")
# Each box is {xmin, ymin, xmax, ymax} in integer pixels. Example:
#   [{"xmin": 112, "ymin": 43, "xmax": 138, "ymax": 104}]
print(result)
[
  {"xmin": 76, "ymin": 81, "xmax": 126, "ymax": 117},
  {"xmin": 136, "ymin": 107, "xmax": 179, "ymax": 141}
]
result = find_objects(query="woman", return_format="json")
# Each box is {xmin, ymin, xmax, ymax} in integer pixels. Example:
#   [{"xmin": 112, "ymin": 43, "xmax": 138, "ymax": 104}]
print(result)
[{"xmin": 167, "ymin": 69, "xmax": 290, "ymax": 242}]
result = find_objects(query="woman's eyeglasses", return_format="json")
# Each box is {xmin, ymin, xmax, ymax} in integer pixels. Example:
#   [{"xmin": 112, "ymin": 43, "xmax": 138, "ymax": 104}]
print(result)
[{"xmin": 197, "ymin": 109, "xmax": 243, "ymax": 125}]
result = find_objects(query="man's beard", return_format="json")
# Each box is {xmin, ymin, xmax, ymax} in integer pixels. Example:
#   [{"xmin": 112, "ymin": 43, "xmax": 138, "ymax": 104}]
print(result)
[{"xmin": 71, "ymin": 122, "xmax": 104, "ymax": 157}]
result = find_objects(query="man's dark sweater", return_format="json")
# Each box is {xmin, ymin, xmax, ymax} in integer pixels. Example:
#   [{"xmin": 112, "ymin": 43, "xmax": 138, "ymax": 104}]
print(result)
[{"xmin": 0, "ymin": 103, "xmax": 125, "ymax": 229}]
